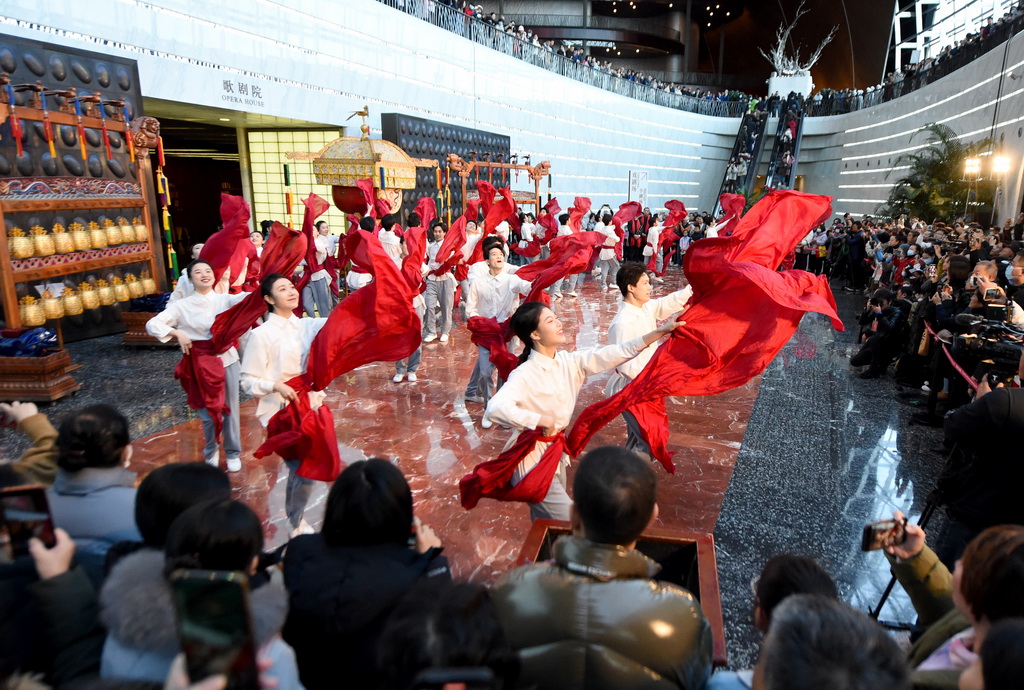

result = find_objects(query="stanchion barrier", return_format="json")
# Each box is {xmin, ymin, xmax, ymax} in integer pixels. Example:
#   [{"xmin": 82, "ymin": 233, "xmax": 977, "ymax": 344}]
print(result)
[{"xmin": 923, "ymin": 321, "xmax": 979, "ymax": 391}]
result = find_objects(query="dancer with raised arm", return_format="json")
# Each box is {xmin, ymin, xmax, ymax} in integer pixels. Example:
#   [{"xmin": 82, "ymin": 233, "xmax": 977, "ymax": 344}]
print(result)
[
  {"xmin": 461, "ymin": 301, "xmax": 684, "ymax": 521},
  {"xmin": 146, "ymin": 260, "xmax": 248, "ymax": 471}
]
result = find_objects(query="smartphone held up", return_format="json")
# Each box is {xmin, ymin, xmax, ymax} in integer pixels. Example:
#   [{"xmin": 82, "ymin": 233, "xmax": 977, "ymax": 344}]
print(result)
[
  {"xmin": 861, "ymin": 516, "xmax": 909, "ymax": 552},
  {"xmin": 0, "ymin": 485, "xmax": 57, "ymax": 561}
]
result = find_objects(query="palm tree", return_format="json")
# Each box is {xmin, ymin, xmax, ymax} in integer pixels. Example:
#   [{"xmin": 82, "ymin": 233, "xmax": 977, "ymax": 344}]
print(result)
[{"xmin": 879, "ymin": 123, "xmax": 994, "ymax": 222}]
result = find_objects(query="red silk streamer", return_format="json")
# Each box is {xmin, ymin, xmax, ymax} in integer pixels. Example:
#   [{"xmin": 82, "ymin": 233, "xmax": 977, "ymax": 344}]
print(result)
[
  {"xmin": 511, "ymin": 238, "xmax": 541, "ymax": 258},
  {"xmin": 200, "ymin": 194, "xmax": 255, "ymax": 285},
  {"xmin": 459, "ymin": 429, "xmax": 568, "ymax": 509},
  {"xmin": 467, "ymin": 316, "xmax": 518, "ymax": 381},
  {"xmin": 611, "ymin": 201, "xmax": 642, "ymax": 262},
  {"xmin": 476, "ymin": 180, "xmax": 497, "ymax": 221},
  {"xmin": 518, "ymin": 231, "xmax": 606, "ymax": 305},
  {"xmin": 401, "ymin": 226, "xmax": 427, "ymax": 295},
  {"xmin": 647, "ymin": 201, "xmax": 687, "ymax": 276},
  {"xmin": 414, "ymin": 196, "xmax": 437, "ymax": 230},
  {"xmin": 717, "ymin": 193, "xmax": 746, "ymax": 233},
  {"xmin": 355, "ymin": 178, "xmax": 378, "ymax": 219},
  {"xmin": 483, "ymin": 186, "xmax": 517, "ymax": 235},
  {"xmin": 566, "ymin": 191, "xmax": 844, "ymax": 470},
  {"xmin": 243, "ymin": 243, "xmax": 260, "ymax": 292},
  {"xmin": 428, "ymin": 214, "xmax": 467, "ymax": 278},
  {"xmin": 568, "ymin": 197, "xmax": 591, "ymax": 233},
  {"xmin": 536, "ymin": 198, "xmax": 561, "ymax": 245},
  {"xmin": 210, "ymin": 220, "xmax": 311, "ymax": 352},
  {"xmin": 254, "ymin": 375, "xmax": 342, "ymax": 482},
  {"xmin": 173, "ymin": 340, "xmax": 227, "ymax": 440},
  {"xmin": 307, "ymin": 230, "xmax": 422, "ymax": 391},
  {"xmin": 664, "ymin": 199, "xmax": 688, "ymax": 229},
  {"xmin": 291, "ymin": 193, "xmax": 332, "ymax": 315}
]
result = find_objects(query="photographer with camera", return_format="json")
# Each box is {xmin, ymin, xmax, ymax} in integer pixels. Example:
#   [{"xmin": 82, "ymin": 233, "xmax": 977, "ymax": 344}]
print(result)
[
  {"xmin": 935, "ymin": 345, "xmax": 1024, "ymax": 566},
  {"xmin": 851, "ymin": 288, "xmax": 907, "ymax": 379}
]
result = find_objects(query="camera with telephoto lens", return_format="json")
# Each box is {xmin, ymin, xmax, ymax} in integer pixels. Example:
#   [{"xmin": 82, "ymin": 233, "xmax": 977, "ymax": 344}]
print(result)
[{"xmin": 953, "ymin": 312, "xmax": 1024, "ymax": 385}]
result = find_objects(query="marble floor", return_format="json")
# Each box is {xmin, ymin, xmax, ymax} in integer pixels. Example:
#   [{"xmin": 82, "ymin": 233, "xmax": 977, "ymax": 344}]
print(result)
[{"xmin": 0, "ymin": 266, "xmax": 950, "ymax": 668}]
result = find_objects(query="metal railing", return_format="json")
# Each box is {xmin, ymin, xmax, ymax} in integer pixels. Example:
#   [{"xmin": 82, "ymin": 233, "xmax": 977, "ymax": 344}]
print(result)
[
  {"xmin": 511, "ymin": 13, "xmax": 682, "ymax": 43},
  {"xmin": 376, "ymin": 0, "xmax": 749, "ymax": 118}
]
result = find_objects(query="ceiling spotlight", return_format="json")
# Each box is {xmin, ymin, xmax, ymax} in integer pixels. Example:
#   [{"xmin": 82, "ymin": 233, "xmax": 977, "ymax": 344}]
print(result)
[
  {"xmin": 716, "ymin": 4, "xmax": 720, "ymax": 7},
  {"xmin": 726, "ymin": 11, "xmax": 730, "ymax": 15},
  {"xmin": 218, "ymin": 117, "xmax": 230, "ymax": 122},
  {"xmin": 636, "ymin": 48, "xmax": 640, "ymax": 52},
  {"xmin": 707, "ymin": 22, "xmax": 711, "ymax": 26}
]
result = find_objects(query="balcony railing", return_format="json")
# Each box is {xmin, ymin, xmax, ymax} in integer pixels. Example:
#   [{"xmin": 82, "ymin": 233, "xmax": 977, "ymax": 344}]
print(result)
[
  {"xmin": 375, "ymin": 0, "xmax": 749, "ymax": 118},
  {"xmin": 512, "ymin": 13, "xmax": 683, "ymax": 43}
]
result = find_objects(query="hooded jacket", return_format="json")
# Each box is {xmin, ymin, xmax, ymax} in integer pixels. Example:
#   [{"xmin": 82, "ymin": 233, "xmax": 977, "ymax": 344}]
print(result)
[
  {"xmin": 98, "ymin": 549, "xmax": 301, "ymax": 688},
  {"xmin": 490, "ymin": 536, "xmax": 713, "ymax": 690},
  {"xmin": 282, "ymin": 534, "xmax": 451, "ymax": 690}
]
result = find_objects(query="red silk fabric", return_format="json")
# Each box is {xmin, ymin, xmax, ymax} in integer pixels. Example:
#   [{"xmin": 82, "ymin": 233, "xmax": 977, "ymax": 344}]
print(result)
[
  {"xmin": 401, "ymin": 226, "xmax": 428, "ymax": 295},
  {"xmin": 476, "ymin": 180, "xmax": 496, "ymax": 219},
  {"xmin": 414, "ymin": 196, "xmax": 437, "ymax": 230},
  {"xmin": 717, "ymin": 193, "xmax": 746, "ymax": 231},
  {"xmin": 611, "ymin": 201, "xmax": 642, "ymax": 261},
  {"xmin": 483, "ymin": 186, "xmax": 517, "ymax": 234},
  {"xmin": 568, "ymin": 197, "xmax": 591, "ymax": 233},
  {"xmin": 536, "ymin": 198, "xmax": 561, "ymax": 245},
  {"xmin": 566, "ymin": 191, "xmax": 844, "ymax": 469},
  {"xmin": 459, "ymin": 429, "xmax": 568, "ymax": 509},
  {"xmin": 292, "ymin": 193, "xmax": 332, "ymax": 316},
  {"xmin": 518, "ymin": 231, "xmax": 606, "ymax": 305},
  {"xmin": 173, "ymin": 340, "xmax": 227, "ymax": 439},
  {"xmin": 428, "ymin": 214, "xmax": 467, "ymax": 277},
  {"xmin": 211, "ymin": 219, "xmax": 310, "ymax": 352},
  {"xmin": 254, "ymin": 375, "xmax": 342, "ymax": 482},
  {"xmin": 200, "ymin": 194, "xmax": 254, "ymax": 285},
  {"xmin": 467, "ymin": 316, "xmax": 518, "ymax": 381}
]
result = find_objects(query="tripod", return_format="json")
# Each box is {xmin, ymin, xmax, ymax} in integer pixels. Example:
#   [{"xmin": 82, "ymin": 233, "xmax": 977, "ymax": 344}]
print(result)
[{"xmin": 869, "ymin": 443, "xmax": 960, "ymax": 630}]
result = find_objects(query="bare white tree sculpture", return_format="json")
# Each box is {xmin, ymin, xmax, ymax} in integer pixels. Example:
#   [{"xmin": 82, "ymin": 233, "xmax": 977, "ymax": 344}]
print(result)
[{"xmin": 761, "ymin": 2, "xmax": 838, "ymax": 76}]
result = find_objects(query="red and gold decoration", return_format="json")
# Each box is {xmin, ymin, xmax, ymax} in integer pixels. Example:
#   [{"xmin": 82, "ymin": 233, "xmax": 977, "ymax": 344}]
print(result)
[{"xmin": 51, "ymin": 222, "xmax": 74, "ymax": 254}]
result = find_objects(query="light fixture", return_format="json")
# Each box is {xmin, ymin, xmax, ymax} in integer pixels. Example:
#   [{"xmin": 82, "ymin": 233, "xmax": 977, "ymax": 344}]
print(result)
[
  {"xmin": 726, "ymin": 11, "xmax": 730, "ymax": 15},
  {"xmin": 993, "ymin": 155, "xmax": 1012, "ymax": 174},
  {"xmin": 218, "ymin": 117, "xmax": 230, "ymax": 122},
  {"xmin": 965, "ymin": 157, "xmax": 982, "ymax": 175},
  {"xmin": 707, "ymin": 22, "xmax": 711, "ymax": 26},
  {"xmin": 636, "ymin": 48, "xmax": 640, "ymax": 52}
]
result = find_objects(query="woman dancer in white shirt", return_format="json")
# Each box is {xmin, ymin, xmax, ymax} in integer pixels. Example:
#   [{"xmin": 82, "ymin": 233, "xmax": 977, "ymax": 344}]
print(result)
[
  {"xmin": 146, "ymin": 260, "xmax": 247, "ymax": 471},
  {"xmin": 483, "ymin": 301, "xmax": 683, "ymax": 520},
  {"xmin": 240, "ymin": 273, "xmax": 329, "ymax": 533}
]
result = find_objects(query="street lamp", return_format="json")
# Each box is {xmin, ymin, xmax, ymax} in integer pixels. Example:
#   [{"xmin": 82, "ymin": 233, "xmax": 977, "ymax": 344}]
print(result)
[{"xmin": 964, "ymin": 157, "xmax": 982, "ymax": 176}]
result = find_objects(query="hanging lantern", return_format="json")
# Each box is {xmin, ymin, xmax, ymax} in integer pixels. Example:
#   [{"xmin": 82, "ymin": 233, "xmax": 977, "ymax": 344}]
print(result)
[
  {"xmin": 51, "ymin": 222, "xmax": 74, "ymax": 254},
  {"xmin": 78, "ymin": 282, "xmax": 100, "ymax": 310},
  {"xmin": 19, "ymin": 295, "xmax": 46, "ymax": 326},
  {"xmin": 88, "ymin": 221, "xmax": 108, "ymax": 249},
  {"xmin": 69, "ymin": 222, "xmax": 91, "ymax": 251},
  {"xmin": 62, "ymin": 286, "xmax": 83, "ymax": 315},
  {"xmin": 104, "ymin": 218, "xmax": 123, "ymax": 246},
  {"xmin": 40, "ymin": 289, "xmax": 64, "ymax": 319},
  {"xmin": 8, "ymin": 226, "xmax": 34, "ymax": 259}
]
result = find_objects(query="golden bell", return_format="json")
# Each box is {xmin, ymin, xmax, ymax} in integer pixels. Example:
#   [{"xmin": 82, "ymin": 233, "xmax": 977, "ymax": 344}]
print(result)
[
  {"xmin": 133, "ymin": 217, "xmax": 148, "ymax": 244},
  {"xmin": 118, "ymin": 217, "xmax": 135, "ymax": 243},
  {"xmin": 31, "ymin": 225, "xmax": 55, "ymax": 257},
  {"xmin": 69, "ymin": 222, "xmax": 91, "ymax": 251},
  {"xmin": 79, "ymin": 282, "xmax": 100, "ymax": 310},
  {"xmin": 62, "ymin": 287, "xmax": 83, "ymax": 315},
  {"xmin": 125, "ymin": 273, "xmax": 144, "ymax": 298},
  {"xmin": 111, "ymin": 277, "xmax": 130, "ymax": 302},
  {"xmin": 8, "ymin": 227, "xmax": 34, "ymax": 259},
  {"xmin": 40, "ymin": 289, "xmax": 64, "ymax": 319},
  {"xmin": 95, "ymin": 279, "xmax": 115, "ymax": 306},
  {"xmin": 51, "ymin": 222, "xmax": 74, "ymax": 254},
  {"xmin": 88, "ymin": 221, "xmax": 108, "ymax": 249},
  {"xmin": 141, "ymin": 270, "xmax": 158, "ymax": 295},
  {"xmin": 19, "ymin": 295, "xmax": 46, "ymax": 326},
  {"xmin": 104, "ymin": 218, "xmax": 123, "ymax": 246}
]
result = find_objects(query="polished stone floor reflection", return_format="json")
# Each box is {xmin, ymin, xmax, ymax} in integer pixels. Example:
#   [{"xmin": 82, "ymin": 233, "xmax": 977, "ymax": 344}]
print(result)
[{"xmin": 0, "ymin": 268, "xmax": 951, "ymax": 669}]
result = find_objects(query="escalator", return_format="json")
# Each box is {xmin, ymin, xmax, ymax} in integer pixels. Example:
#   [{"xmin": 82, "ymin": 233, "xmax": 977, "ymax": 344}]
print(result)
[
  {"xmin": 713, "ymin": 110, "xmax": 769, "ymax": 215},
  {"xmin": 764, "ymin": 107, "xmax": 805, "ymax": 191}
]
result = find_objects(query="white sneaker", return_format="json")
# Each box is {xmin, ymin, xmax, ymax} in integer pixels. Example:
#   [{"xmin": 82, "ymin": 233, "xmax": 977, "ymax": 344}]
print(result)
[
  {"xmin": 464, "ymin": 394, "xmax": 485, "ymax": 404},
  {"xmin": 205, "ymin": 454, "xmax": 219, "ymax": 468},
  {"xmin": 423, "ymin": 333, "xmax": 438, "ymax": 343},
  {"xmin": 392, "ymin": 373, "xmax": 404, "ymax": 383},
  {"xmin": 481, "ymin": 416, "xmax": 493, "ymax": 429},
  {"xmin": 605, "ymin": 284, "xmax": 615, "ymax": 291},
  {"xmin": 226, "ymin": 456, "xmax": 242, "ymax": 473},
  {"xmin": 567, "ymin": 291, "xmax": 578, "ymax": 297},
  {"xmin": 439, "ymin": 333, "xmax": 449, "ymax": 343},
  {"xmin": 290, "ymin": 519, "xmax": 315, "ymax": 537},
  {"xmin": 407, "ymin": 372, "xmax": 418, "ymax": 382},
  {"xmin": 553, "ymin": 293, "xmax": 563, "ymax": 300}
]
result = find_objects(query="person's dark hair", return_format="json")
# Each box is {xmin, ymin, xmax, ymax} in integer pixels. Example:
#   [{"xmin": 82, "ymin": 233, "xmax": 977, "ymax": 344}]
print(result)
[
  {"xmin": 510, "ymin": 301, "xmax": 548, "ymax": 365},
  {"xmin": 377, "ymin": 580, "xmax": 519, "ymax": 690},
  {"xmin": 761, "ymin": 595, "xmax": 908, "ymax": 690},
  {"xmin": 164, "ymin": 499, "xmax": 263, "ymax": 577},
  {"xmin": 381, "ymin": 214, "xmax": 398, "ymax": 231},
  {"xmin": 947, "ymin": 255, "xmax": 971, "ymax": 288},
  {"xmin": 601, "ymin": 213, "xmax": 612, "ymax": 225},
  {"xmin": 482, "ymin": 235, "xmax": 504, "ymax": 254},
  {"xmin": 616, "ymin": 261, "xmax": 648, "ymax": 297},
  {"xmin": 572, "ymin": 446, "xmax": 657, "ymax": 545},
  {"xmin": 260, "ymin": 219, "xmax": 274, "ymax": 233},
  {"xmin": 558, "ymin": 213, "xmax": 570, "ymax": 225},
  {"xmin": 870, "ymin": 288, "xmax": 895, "ymax": 305},
  {"xmin": 980, "ymin": 618, "xmax": 1024, "ymax": 690},
  {"xmin": 185, "ymin": 259, "xmax": 213, "ymax": 277},
  {"xmin": 56, "ymin": 405, "xmax": 130, "ymax": 472},
  {"xmin": 358, "ymin": 216, "xmax": 377, "ymax": 232},
  {"xmin": 876, "ymin": 231, "xmax": 891, "ymax": 244},
  {"xmin": 260, "ymin": 272, "xmax": 288, "ymax": 308},
  {"xmin": 321, "ymin": 459, "xmax": 413, "ymax": 547},
  {"xmin": 406, "ymin": 212, "xmax": 421, "ymax": 228},
  {"xmin": 755, "ymin": 554, "xmax": 837, "ymax": 626},
  {"xmin": 134, "ymin": 462, "xmax": 232, "ymax": 547},
  {"xmin": 959, "ymin": 525, "xmax": 1024, "ymax": 624},
  {"xmin": 430, "ymin": 220, "xmax": 447, "ymax": 232},
  {"xmin": 315, "ymin": 220, "xmax": 328, "ymax": 232}
]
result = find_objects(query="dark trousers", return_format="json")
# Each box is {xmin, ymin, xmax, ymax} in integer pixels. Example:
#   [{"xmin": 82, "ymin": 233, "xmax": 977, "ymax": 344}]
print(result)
[{"xmin": 850, "ymin": 334, "xmax": 897, "ymax": 372}]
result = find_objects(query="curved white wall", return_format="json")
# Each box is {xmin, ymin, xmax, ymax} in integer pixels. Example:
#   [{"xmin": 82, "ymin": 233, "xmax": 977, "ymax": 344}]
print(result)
[
  {"xmin": 1, "ymin": 0, "xmax": 738, "ymax": 212},
  {"xmin": 4, "ymin": 0, "xmax": 1023, "ymax": 220}
]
